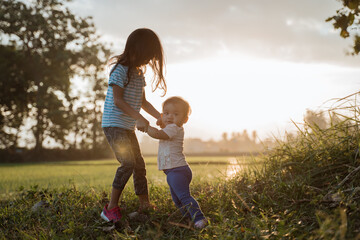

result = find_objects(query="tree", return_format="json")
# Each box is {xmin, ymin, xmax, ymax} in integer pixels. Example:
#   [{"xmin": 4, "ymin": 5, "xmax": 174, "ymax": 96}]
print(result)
[
  {"xmin": 0, "ymin": 45, "xmax": 29, "ymax": 149},
  {"xmin": 251, "ymin": 130, "xmax": 257, "ymax": 143},
  {"xmin": 82, "ymin": 45, "xmax": 110, "ymax": 153},
  {"xmin": 221, "ymin": 132, "xmax": 228, "ymax": 142},
  {"xmin": 304, "ymin": 109, "xmax": 328, "ymax": 130},
  {"xmin": 0, "ymin": 0, "xmax": 108, "ymax": 154},
  {"xmin": 64, "ymin": 43, "xmax": 110, "ymax": 153},
  {"xmin": 71, "ymin": 66, "xmax": 109, "ymax": 153},
  {"xmin": 326, "ymin": 0, "xmax": 360, "ymax": 55}
]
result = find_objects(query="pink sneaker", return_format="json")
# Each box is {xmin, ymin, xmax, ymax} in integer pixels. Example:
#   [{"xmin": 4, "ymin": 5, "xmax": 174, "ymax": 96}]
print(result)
[{"xmin": 100, "ymin": 204, "xmax": 122, "ymax": 222}]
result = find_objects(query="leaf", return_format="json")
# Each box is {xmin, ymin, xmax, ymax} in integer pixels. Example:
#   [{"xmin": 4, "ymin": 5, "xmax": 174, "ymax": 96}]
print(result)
[
  {"xmin": 340, "ymin": 29, "xmax": 350, "ymax": 38},
  {"xmin": 348, "ymin": 1, "xmax": 359, "ymax": 10},
  {"xmin": 339, "ymin": 208, "xmax": 347, "ymax": 240},
  {"xmin": 168, "ymin": 221, "xmax": 194, "ymax": 230},
  {"xmin": 101, "ymin": 225, "xmax": 116, "ymax": 232},
  {"xmin": 348, "ymin": 13, "xmax": 355, "ymax": 25}
]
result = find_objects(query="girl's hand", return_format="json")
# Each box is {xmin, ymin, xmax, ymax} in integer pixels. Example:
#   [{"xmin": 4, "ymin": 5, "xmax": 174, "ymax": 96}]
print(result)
[
  {"xmin": 156, "ymin": 116, "xmax": 165, "ymax": 128},
  {"xmin": 136, "ymin": 117, "xmax": 149, "ymax": 132}
]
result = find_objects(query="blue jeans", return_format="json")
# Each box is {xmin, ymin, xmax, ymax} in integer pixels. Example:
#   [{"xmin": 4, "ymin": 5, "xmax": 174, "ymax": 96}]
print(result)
[
  {"xmin": 103, "ymin": 127, "xmax": 148, "ymax": 195},
  {"xmin": 164, "ymin": 165, "xmax": 205, "ymax": 222}
]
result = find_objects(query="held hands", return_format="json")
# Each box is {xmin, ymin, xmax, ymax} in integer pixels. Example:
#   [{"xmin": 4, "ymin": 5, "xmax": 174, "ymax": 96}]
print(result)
[
  {"xmin": 156, "ymin": 116, "xmax": 165, "ymax": 128},
  {"xmin": 136, "ymin": 117, "xmax": 149, "ymax": 132},
  {"xmin": 137, "ymin": 116, "xmax": 163, "ymax": 133}
]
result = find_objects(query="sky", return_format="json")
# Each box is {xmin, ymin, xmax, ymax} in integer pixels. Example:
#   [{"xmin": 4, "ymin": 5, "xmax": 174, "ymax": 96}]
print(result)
[{"xmin": 68, "ymin": 0, "xmax": 360, "ymax": 141}]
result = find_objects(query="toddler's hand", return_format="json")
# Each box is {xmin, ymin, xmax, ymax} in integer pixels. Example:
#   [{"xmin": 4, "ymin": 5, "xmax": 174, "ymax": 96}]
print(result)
[
  {"xmin": 156, "ymin": 117, "xmax": 165, "ymax": 128},
  {"xmin": 136, "ymin": 117, "xmax": 149, "ymax": 132}
]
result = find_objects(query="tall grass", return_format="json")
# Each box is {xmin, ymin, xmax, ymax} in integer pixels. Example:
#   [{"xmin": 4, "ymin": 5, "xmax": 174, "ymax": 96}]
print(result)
[
  {"xmin": 1, "ymin": 92, "xmax": 360, "ymax": 239},
  {"xmin": 226, "ymin": 91, "xmax": 360, "ymax": 239}
]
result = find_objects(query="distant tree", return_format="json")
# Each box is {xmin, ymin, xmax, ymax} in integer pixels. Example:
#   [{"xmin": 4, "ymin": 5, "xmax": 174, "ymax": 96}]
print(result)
[
  {"xmin": 79, "ymin": 51, "xmax": 110, "ymax": 153},
  {"xmin": 304, "ymin": 109, "xmax": 328, "ymax": 130},
  {"xmin": 242, "ymin": 130, "xmax": 250, "ymax": 142},
  {"xmin": 64, "ymin": 44, "xmax": 110, "ymax": 152},
  {"xmin": 231, "ymin": 132, "xmax": 239, "ymax": 142},
  {"xmin": 251, "ymin": 130, "xmax": 257, "ymax": 143},
  {"xmin": 0, "ymin": 0, "xmax": 109, "ymax": 154},
  {"xmin": 221, "ymin": 132, "xmax": 228, "ymax": 142},
  {"xmin": 0, "ymin": 45, "xmax": 28, "ymax": 149},
  {"xmin": 67, "ymin": 102, "xmax": 85, "ymax": 149},
  {"xmin": 326, "ymin": 0, "xmax": 360, "ymax": 55}
]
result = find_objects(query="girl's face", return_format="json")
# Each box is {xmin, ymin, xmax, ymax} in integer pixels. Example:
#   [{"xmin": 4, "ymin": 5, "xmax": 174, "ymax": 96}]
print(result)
[{"xmin": 162, "ymin": 103, "xmax": 188, "ymax": 127}]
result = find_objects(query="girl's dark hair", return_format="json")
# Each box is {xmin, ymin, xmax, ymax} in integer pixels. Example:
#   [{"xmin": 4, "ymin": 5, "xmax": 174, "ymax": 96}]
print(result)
[{"xmin": 109, "ymin": 28, "xmax": 167, "ymax": 96}]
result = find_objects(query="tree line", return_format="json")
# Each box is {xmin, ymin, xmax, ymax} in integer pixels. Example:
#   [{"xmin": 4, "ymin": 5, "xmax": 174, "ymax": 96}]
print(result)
[
  {"xmin": 139, "ymin": 109, "xmax": 331, "ymax": 156},
  {"xmin": 0, "ymin": 0, "xmax": 111, "ymax": 161},
  {"xmin": 140, "ymin": 129, "xmax": 270, "ymax": 155}
]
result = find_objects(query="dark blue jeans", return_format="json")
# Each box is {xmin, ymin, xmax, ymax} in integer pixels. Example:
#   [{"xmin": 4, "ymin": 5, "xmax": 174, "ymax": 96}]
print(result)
[
  {"xmin": 164, "ymin": 165, "xmax": 205, "ymax": 222},
  {"xmin": 103, "ymin": 127, "xmax": 148, "ymax": 195}
]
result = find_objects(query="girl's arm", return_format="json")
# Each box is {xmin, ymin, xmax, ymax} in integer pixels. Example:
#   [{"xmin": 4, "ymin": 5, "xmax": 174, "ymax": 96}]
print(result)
[
  {"xmin": 142, "ymin": 92, "xmax": 165, "ymax": 128},
  {"xmin": 113, "ymin": 85, "xmax": 149, "ymax": 131},
  {"xmin": 147, "ymin": 126, "xmax": 169, "ymax": 140},
  {"xmin": 141, "ymin": 91, "xmax": 161, "ymax": 120}
]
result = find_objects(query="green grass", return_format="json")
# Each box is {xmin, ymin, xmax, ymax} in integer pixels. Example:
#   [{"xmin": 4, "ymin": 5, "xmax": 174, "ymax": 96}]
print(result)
[
  {"xmin": 1, "ymin": 93, "xmax": 360, "ymax": 239},
  {"xmin": 0, "ymin": 155, "xmax": 262, "ymax": 239},
  {"xmin": 0, "ymin": 156, "xmax": 253, "ymax": 198}
]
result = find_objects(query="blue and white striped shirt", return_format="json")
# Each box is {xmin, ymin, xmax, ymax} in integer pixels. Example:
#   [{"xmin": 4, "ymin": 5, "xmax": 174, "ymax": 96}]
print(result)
[{"xmin": 101, "ymin": 64, "xmax": 146, "ymax": 130}]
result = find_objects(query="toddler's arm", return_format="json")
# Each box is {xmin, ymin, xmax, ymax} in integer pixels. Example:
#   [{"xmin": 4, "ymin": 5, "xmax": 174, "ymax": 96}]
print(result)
[{"xmin": 147, "ymin": 126, "xmax": 170, "ymax": 140}]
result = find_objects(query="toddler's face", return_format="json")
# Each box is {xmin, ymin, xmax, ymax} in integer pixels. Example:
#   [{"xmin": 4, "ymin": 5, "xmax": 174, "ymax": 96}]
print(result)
[{"xmin": 162, "ymin": 103, "xmax": 187, "ymax": 127}]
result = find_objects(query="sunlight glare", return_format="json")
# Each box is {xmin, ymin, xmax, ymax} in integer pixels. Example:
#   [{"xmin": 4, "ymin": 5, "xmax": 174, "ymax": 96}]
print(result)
[
  {"xmin": 143, "ymin": 52, "xmax": 359, "ymax": 140},
  {"xmin": 226, "ymin": 157, "xmax": 244, "ymax": 179}
]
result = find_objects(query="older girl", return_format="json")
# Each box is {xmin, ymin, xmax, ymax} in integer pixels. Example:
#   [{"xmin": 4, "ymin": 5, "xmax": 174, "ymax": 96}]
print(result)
[{"xmin": 101, "ymin": 28, "xmax": 166, "ymax": 222}]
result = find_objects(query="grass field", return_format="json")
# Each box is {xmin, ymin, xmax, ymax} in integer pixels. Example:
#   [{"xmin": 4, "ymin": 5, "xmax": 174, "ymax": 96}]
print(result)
[
  {"xmin": 0, "ymin": 156, "xmax": 258, "ymax": 198},
  {"xmin": 2, "ymin": 94, "xmax": 359, "ymax": 239}
]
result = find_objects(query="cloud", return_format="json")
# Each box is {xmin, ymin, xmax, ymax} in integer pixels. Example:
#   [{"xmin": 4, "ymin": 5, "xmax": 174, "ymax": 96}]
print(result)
[{"xmin": 67, "ymin": 0, "xmax": 360, "ymax": 67}]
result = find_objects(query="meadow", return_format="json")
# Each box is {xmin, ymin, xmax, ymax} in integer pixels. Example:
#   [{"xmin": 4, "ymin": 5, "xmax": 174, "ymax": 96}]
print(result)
[
  {"xmin": 0, "ymin": 156, "xmax": 253, "ymax": 198},
  {"xmin": 1, "ymin": 94, "xmax": 360, "ymax": 239},
  {"xmin": 0, "ymin": 155, "xmax": 265, "ymax": 239}
]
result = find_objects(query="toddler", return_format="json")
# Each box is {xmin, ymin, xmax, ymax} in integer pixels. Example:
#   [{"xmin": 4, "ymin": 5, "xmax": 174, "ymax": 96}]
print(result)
[{"xmin": 146, "ymin": 96, "xmax": 207, "ymax": 229}]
